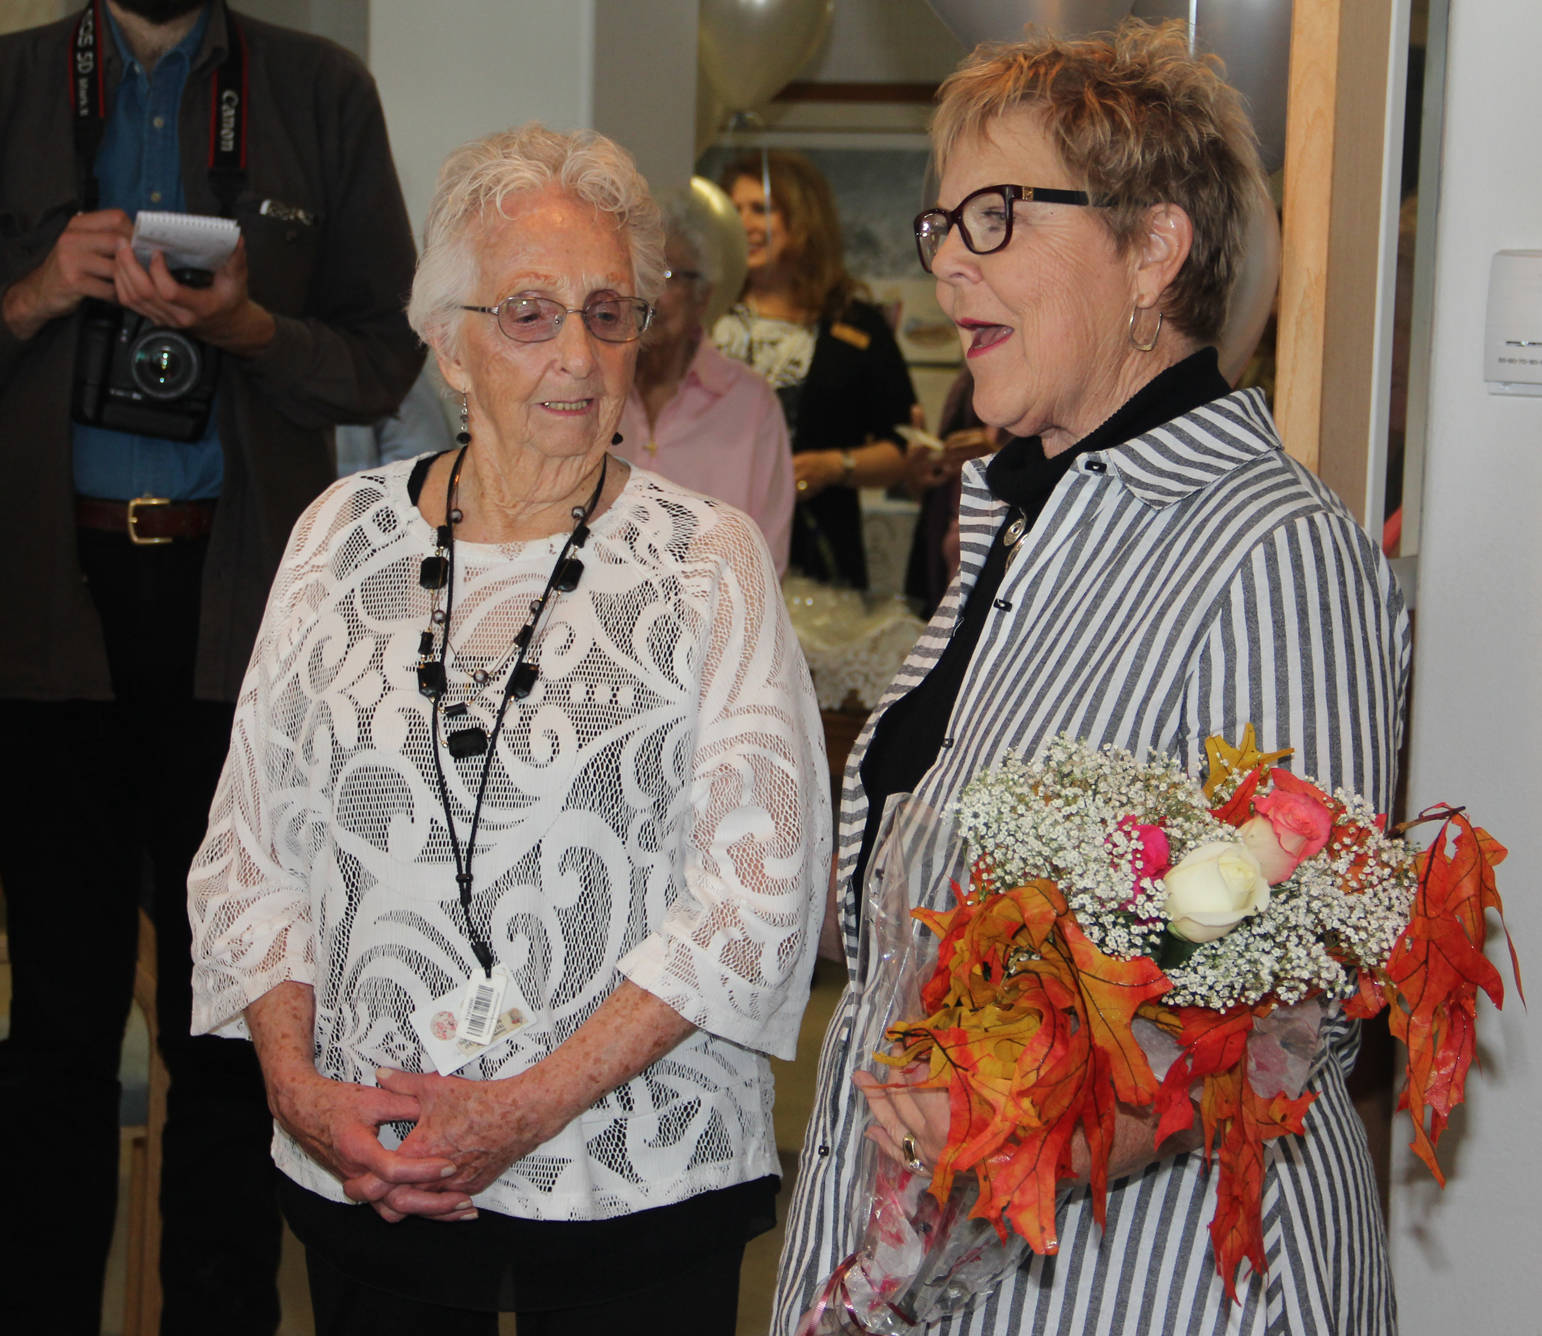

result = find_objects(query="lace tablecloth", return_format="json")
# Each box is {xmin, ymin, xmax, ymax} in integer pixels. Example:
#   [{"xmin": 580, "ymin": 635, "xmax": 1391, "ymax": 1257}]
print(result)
[{"xmin": 783, "ymin": 576, "xmax": 925, "ymax": 714}]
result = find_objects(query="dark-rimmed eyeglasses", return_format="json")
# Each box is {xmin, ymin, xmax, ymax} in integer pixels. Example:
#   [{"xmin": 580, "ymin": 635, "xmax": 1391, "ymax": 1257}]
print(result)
[
  {"xmin": 913, "ymin": 184, "xmax": 1111, "ymax": 273},
  {"xmin": 460, "ymin": 295, "xmax": 654, "ymax": 344}
]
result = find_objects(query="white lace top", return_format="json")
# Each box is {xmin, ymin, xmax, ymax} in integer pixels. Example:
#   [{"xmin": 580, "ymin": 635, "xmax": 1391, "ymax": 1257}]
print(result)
[
  {"xmin": 711, "ymin": 303, "xmax": 817, "ymax": 392},
  {"xmin": 188, "ymin": 459, "xmax": 830, "ymax": 1221}
]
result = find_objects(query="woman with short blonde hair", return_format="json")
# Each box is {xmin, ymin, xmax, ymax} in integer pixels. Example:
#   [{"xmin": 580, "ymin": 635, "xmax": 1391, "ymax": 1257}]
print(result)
[{"xmin": 775, "ymin": 22, "xmax": 1406, "ymax": 1335}]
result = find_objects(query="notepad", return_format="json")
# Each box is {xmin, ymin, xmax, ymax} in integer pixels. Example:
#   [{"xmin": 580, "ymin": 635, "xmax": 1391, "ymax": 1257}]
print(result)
[{"xmin": 131, "ymin": 211, "xmax": 240, "ymax": 274}]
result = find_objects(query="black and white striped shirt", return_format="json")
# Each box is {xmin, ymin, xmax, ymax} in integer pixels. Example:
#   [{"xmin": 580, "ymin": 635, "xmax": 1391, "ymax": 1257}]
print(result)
[{"xmin": 774, "ymin": 388, "xmax": 1409, "ymax": 1335}]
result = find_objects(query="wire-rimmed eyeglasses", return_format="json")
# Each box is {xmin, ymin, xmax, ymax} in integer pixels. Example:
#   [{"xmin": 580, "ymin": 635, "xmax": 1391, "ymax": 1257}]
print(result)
[
  {"xmin": 460, "ymin": 295, "xmax": 654, "ymax": 344},
  {"xmin": 913, "ymin": 184, "xmax": 1111, "ymax": 273}
]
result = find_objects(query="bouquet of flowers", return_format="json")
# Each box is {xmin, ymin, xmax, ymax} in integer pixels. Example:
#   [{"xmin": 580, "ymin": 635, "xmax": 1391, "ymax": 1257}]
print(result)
[{"xmin": 800, "ymin": 727, "xmax": 1518, "ymax": 1332}]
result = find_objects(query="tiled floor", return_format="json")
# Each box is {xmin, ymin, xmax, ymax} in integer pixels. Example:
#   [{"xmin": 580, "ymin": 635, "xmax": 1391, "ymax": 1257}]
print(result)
[{"xmin": 0, "ymin": 936, "xmax": 846, "ymax": 1336}]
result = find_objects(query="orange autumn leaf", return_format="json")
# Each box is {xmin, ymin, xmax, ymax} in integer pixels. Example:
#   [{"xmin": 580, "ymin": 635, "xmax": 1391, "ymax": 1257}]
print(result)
[
  {"xmin": 1202, "ymin": 724, "xmax": 1291, "ymax": 802},
  {"xmin": 1196, "ymin": 1062, "xmax": 1314, "ymax": 1300},
  {"xmin": 1355, "ymin": 808, "xmax": 1517, "ymax": 1183},
  {"xmin": 1136, "ymin": 1000, "xmax": 1321, "ymax": 1299},
  {"xmin": 1210, "ymin": 765, "xmax": 1264, "ymax": 828},
  {"xmin": 878, "ymin": 881, "xmax": 1170, "ymax": 1255}
]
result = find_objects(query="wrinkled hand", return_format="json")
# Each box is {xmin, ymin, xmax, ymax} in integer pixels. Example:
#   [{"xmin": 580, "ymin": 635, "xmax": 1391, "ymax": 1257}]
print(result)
[
  {"xmin": 113, "ymin": 236, "xmax": 275, "ymax": 354},
  {"xmin": 853, "ymin": 1065, "xmax": 950, "ymax": 1172},
  {"xmin": 856, "ymin": 1064, "xmax": 1202, "ymax": 1186},
  {"xmin": 905, "ymin": 425, "xmax": 999, "ymax": 496},
  {"xmin": 1068, "ymin": 1101, "xmax": 1203, "ymax": 1184},
  {"xmin": 1, "ymin": 208, "xmax": 131, "ymax": 340},
  {"xmin": 363, "ymin": 1066, "xmax": 568, "ymax": 1220},
  {"xmin": 941, "ymin": 425, "xmax": 998, "ymax": 468},
  {"xmin": 264, "ymin": 1069, "xmax": 466, "ymax": 1224}
]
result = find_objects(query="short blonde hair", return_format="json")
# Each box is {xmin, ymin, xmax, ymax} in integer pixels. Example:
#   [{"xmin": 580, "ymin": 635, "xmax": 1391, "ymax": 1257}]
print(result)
[
  {"xmin": 932, "ymin": 20, "xmax": 1267, "ymax": 342},
  {"xmin": 408, "ymin": 124, "xmax": 665, "ymax": 354}
]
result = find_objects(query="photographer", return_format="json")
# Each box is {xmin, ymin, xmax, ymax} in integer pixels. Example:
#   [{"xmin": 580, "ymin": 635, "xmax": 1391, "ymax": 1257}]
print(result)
[{"xmin": 0, "ymin": 2, "xmax": 422, "ymax": 1332}]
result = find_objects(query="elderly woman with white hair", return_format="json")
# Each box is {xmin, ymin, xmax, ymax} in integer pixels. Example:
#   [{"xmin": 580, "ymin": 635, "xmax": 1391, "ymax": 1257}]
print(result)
[
  {"xmin": 612, "ymin": 196, "xmax": 795, "ymax": 573},
  {"xmin": 186, "ymin": 123, "xmax": 829, "ymax": 1336}
]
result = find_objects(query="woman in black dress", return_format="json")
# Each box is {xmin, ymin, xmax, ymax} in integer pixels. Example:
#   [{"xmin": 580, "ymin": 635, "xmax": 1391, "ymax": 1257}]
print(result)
[{"xmin": 712, "ymin": 150, "xmax": 916, "ymax": 588}]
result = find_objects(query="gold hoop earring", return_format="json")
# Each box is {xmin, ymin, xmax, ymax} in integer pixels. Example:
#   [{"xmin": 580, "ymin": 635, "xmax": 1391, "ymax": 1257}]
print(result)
[{"xmin": 1128, "ymin": 307, "xmax": 1162, "ymax": 353}]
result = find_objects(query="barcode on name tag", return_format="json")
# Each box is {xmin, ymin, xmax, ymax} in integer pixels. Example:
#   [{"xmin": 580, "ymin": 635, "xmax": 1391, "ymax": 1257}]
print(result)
[{"xmin": 456, "ymin": 970, "xmax": 506, "ymax": 1046}]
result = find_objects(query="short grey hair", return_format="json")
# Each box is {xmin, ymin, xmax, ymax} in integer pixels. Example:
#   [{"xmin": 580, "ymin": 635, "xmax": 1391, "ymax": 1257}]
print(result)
[
  {"xmin": 407, "ymin": 123, "xmax": 665, "ymax": 355},
  {"xmin": 658, "ymin": 193, "xmax": 716, "ymax": 301}
]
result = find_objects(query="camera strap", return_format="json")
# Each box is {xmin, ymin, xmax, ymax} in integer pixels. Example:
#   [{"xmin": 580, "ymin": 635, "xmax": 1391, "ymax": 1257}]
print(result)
[{"xmin": 70, "ymin": 0, "xmax": 249, "ymax": 217}]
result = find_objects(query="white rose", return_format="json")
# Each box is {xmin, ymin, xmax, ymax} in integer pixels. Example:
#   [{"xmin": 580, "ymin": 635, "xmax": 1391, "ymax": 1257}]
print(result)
[{"xmin": 1161, "ymin": 841, "xmax": 1271, "ymax": 943}]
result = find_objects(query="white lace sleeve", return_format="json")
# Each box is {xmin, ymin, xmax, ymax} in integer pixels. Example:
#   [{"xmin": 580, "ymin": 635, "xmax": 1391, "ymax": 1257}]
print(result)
[
  {"xmin": 618, "ymin": 502, "xmax": 829, "ymax": 1060},
  {"xmin": 186, "ymin": 478, "xmax": 368, "ymax": 1037}
]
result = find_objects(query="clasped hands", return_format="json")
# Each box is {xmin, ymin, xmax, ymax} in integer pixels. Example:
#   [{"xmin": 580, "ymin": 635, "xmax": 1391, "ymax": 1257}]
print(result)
[
  {"xmin": 1, "ymin": 206, "xmax": 273, "ymax": 353},
  {"xmin": 271, "ymin": 1064, "xmax": 553, "ymax": 1225}
]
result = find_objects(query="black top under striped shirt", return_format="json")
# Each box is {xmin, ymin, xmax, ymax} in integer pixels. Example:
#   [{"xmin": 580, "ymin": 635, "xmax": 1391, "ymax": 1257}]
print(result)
[{"xmin": 855, "ymin": 347, "xmax": 1230, "ymax": 895}]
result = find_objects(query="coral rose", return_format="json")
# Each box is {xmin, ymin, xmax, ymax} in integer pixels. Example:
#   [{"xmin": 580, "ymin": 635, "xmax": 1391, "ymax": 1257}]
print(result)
[{"xmin": 1248, "ymin": 771, "xmax": 1334, "ymax": 882}]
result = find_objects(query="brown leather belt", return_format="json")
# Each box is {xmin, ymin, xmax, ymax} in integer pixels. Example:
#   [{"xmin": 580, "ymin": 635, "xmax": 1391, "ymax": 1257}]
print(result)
[{"xmin": 75, "ymin": 495, "xmax": 217, "ymax": 546}]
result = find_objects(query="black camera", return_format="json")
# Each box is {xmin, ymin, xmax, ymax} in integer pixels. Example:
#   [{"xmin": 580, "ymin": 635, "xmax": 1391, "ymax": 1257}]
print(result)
[{"xmin": 71, "ymin": 268, "xmax": 220, "ymax": 442}]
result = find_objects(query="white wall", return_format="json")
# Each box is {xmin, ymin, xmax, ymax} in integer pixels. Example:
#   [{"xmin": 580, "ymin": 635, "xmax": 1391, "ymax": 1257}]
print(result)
[
  {"xmin": 1387, "ymin": 2, "xmax": 1542, "ymax": 1330},
  {"xmin": 368, "ymin": 0, "xmax": 695, "ymax": 244},
  {"xmin": 368, "ymin": 0, "xmax": 592, "ymax": 241}
]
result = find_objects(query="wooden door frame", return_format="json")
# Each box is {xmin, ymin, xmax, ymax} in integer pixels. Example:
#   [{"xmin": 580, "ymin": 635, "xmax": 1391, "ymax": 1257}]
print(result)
[{"xmin": 1275, "ymin": 0, "xmax": 1413, "ymax": 532}]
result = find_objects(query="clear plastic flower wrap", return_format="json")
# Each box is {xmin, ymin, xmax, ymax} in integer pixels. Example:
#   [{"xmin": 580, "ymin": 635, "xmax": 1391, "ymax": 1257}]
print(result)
[{"xmin": 797, "ymin": 796, "xmax": 1030, "ymax": 1334}]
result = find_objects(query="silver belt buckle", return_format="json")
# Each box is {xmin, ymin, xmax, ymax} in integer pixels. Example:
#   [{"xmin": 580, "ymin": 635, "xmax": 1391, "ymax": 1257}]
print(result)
[{"xmin": 126, "ymin": 495, "xmax": 173, "ymax": 546}]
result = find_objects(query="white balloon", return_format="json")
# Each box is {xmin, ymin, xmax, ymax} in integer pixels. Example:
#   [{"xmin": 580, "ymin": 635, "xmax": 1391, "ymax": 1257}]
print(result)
[
  {"xmin": 1130, "ymin": 0, "xmax": 1293, "ymax": 172},
  {"xmin": 924, "ymin": 0, "xmax": 1133, "ymax": 48},
  {"xmin": 1217, "ymin": 183, "xmax": 1281, "ymax": 384},
  {"xmin": 698, "ymin": 0, "xmax": 835, "ymax": 116}
]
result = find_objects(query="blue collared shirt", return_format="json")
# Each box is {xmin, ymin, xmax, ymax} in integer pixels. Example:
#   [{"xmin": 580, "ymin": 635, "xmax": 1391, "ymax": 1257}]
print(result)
[{"xmin": 72, "ymin": 2, "xmax": 223, "ymax": 501}]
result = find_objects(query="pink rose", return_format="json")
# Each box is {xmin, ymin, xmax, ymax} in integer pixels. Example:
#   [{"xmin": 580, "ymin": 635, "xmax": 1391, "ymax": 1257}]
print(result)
[
  {"xmin": 1112, "ymin": 816, "xmax": 1171, "ymax": 907},
  {"xmin": 1243, "ymin": 772, "xmax": 1334, "ymax": 883}
]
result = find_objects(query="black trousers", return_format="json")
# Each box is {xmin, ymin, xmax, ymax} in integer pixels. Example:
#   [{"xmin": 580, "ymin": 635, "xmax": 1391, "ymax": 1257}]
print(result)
[
  {"xmin": 0, "ymin": 528, "xmax": 280, "ymax": 1336},
  {"xmin": 289, "ymin": 1177, "xmax": 754, "ymax": 1336}
]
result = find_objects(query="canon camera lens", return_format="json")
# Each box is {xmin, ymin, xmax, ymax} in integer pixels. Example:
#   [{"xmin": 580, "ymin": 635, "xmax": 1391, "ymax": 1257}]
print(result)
[{"xmin": 130, "ymin": 329, "xmax": 202, "ymax": 401}]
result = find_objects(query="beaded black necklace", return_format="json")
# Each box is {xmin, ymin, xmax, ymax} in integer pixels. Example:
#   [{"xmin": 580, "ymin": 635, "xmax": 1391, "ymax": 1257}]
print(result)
[{"xmin": 415, "ymin": 444, "xmax": 607, "ymax": 975}]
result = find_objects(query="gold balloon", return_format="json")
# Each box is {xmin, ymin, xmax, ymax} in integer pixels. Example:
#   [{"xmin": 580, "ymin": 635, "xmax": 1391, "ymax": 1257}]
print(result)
[
  {"xmin": 1131, "ymin": 0, "xmax": 1294, "ymax": 172},
  {"xmin": 698, "ymin": 0, "xmax": 835, "ymax": 115},
  {"xmin": 684, "ymin": 177, "xmax": 749, "ymax": 331},
  {"xmin": 924, "ymin": 0, "xmax": 1134, "ymax": 45}
]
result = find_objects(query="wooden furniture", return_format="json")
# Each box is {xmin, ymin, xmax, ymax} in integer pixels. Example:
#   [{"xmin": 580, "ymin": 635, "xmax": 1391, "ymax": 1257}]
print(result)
[
  {"xmin": 1277, "ymin": 0, "xmax": 1406, "ymax": 528},
  {"xmin": 123, "ymin": 908, "xmax": 167, "ymax": 1336}
]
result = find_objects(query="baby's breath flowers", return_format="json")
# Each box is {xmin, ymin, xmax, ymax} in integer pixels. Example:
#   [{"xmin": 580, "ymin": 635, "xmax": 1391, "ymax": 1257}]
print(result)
[{"xmin": 950, "ymin": 737, "xmax": 1419, "ymax": 1010}]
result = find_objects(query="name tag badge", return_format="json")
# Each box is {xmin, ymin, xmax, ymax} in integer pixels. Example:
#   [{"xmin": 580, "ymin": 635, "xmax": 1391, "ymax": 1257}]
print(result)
[
  {"xmin": 457, "ymin": 967, "xmax": 507, "ymax": 1045},
  {"xmin": 410, "ymin": 966, "xmax": 525, "ymax": 1075}
]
